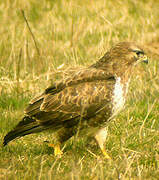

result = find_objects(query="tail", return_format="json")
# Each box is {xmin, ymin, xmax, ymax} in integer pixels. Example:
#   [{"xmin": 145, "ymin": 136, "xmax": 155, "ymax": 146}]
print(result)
[{"xmin": 3, "ymin": 116, "xmax": 43, "ymax": 146}]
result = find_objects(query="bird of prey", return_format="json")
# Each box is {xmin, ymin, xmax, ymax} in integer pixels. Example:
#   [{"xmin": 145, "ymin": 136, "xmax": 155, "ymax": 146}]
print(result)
[{"xmin": 3, "ymin": 42, "xmax": 148, "ymax": 158}]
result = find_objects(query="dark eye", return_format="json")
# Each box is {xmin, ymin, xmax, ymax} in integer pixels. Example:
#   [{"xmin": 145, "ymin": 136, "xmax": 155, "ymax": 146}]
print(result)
[{"xmin": 133, "ymin": 50, "xmax": 144, "ymax": 56}]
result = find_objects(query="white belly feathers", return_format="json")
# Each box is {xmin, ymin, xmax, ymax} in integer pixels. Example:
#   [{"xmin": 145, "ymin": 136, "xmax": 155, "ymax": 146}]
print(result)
[{"xmin": 112, "ymin": 77, "xmax": 127, "ymax": 114}]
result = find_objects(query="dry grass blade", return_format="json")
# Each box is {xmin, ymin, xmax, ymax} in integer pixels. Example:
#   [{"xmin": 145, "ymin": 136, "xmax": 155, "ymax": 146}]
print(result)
[
  {"xmin": 21, "ymin": 10, "xmax": 40, "ymax": 56},
  {"xmin": 139, "ymin": 100, "xmax": 156, "ymax": 141}
]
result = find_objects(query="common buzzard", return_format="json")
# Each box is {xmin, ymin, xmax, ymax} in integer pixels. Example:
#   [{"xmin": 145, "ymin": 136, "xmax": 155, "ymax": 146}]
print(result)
[{"xmin": 3, "ymin": 42, "xmax": 148, "ymax": 158}]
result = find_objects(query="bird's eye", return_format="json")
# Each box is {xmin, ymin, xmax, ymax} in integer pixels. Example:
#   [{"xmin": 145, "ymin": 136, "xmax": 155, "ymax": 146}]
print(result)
[{"xmin": 133, "ymin": 50, "xmax": 144, "ymax": 56}]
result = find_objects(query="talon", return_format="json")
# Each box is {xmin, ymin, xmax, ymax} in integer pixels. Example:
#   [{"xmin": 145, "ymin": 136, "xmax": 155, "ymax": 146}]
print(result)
[
  {"xmin": 101, "ymin": 148, "xmax": 111, "ymax": 159},
  {"xmin": 54, "ymin": 144, "xmax": 63, "ymax": 156},
  {"xmin": 48, "ymin": 143, "xmax": 63, "ymax": 156}
]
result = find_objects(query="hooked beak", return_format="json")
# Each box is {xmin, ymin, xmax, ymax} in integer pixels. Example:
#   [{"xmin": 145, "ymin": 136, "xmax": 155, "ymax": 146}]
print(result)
[{"xmin": 142, "ymin": 55, "xmax": 148, "ymax": 64}]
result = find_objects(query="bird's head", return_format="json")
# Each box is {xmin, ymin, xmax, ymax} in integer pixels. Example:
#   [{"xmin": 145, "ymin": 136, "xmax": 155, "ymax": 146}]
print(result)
[
  {"xmin": 110, "ymin": 42, "xmax": 148, "ymax": 66},
  {"xmin": 108, "ymin": 42, "xmax": 148, "ymax": 66},
  {"xmin": 94, "ymin": 42, "xmax": 148, "ymax": 76}
]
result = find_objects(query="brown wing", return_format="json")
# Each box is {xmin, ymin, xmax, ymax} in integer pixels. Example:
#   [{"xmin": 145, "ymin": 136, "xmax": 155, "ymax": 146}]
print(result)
[{"xmin": 24, "ymin": 68, "xmax": 115, "ymax": 127}]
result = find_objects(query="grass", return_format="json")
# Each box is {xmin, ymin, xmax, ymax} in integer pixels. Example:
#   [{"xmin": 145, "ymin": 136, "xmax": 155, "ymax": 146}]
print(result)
[{"xmin": 0, "ymin": 0, "xmax": 159, "ymax": 179}]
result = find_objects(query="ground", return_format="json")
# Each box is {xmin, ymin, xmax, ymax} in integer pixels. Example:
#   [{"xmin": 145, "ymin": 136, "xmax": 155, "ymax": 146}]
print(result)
[{"xmin": 0, "ymin": 0, "xmax": 159, "ymax": 179}]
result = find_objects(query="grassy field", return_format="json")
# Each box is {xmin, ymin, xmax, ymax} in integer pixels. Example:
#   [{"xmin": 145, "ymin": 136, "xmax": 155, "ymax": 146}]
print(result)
[{"xmin": 0, "ymin": 0, "xmax": 159, "ymax": 179}]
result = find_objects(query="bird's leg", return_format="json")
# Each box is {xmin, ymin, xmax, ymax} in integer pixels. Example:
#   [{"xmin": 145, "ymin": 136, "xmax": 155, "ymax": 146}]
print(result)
[
  {"xmin": 94, "ymin": 127, "xmax": 110, "ymax": 159},
  {"xmin": 48, "ymin": 143, "xmax": 63, "ymax": 156},
  {"xmin": 47, "ymin": 127, "xmax": 76, "ymax": 156}
]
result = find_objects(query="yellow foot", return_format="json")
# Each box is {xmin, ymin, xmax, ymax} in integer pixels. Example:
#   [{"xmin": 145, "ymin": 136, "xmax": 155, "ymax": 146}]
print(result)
[
  {"xmin": 48, "ymin": 143, "xmax": 63, "ymax": 156},
  {"xmin": 101, "ymin": 148, "xmax": 111, "ymax": 159}
]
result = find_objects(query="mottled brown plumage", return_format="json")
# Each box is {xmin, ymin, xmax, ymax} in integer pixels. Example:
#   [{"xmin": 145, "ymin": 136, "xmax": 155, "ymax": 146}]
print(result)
[{"xmin": 3, "ymin": 42, "xmax": 148, "ymax": 157}]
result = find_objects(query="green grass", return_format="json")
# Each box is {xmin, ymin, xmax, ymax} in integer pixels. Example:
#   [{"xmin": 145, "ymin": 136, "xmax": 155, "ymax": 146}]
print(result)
[{"xmin": 0, "ymin": 0, "xmax": 159, "ymax": 179}]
